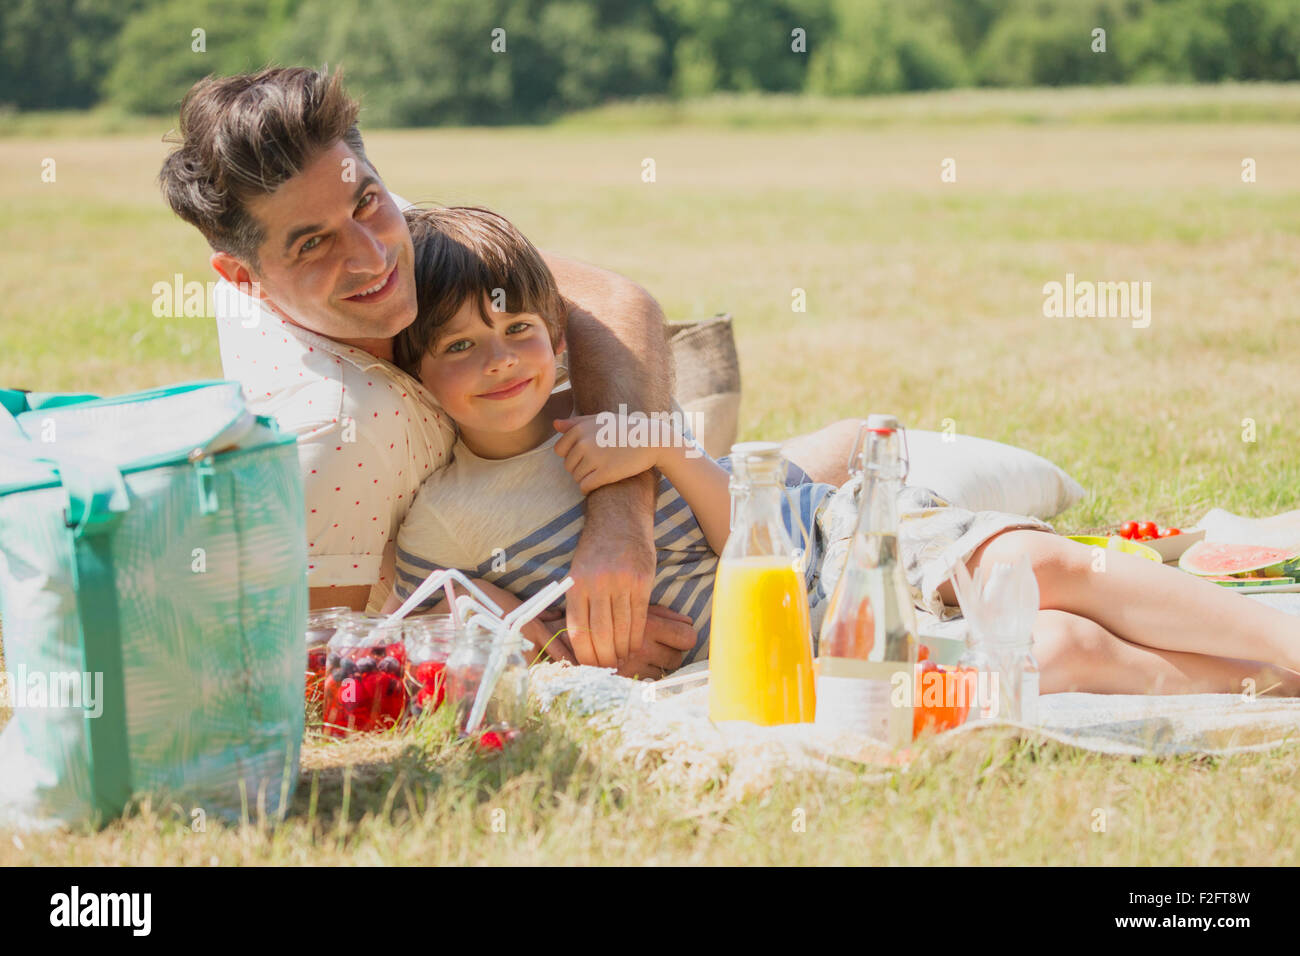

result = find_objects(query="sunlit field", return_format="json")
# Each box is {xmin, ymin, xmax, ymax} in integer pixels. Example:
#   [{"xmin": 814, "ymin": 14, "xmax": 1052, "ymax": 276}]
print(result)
[{"xmin": 3, "ymin": 85, "xmax": 1299, "ymax": 864}]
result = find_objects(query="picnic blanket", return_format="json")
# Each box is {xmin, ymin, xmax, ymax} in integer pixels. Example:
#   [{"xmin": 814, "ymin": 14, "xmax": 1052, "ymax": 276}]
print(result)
[
  {"xmin": 529, "ymin": 507, "xmax": 1300, "ymax": 799},
  {"xmin": 531, "ymin": 656, "xmax": 1300, "ymax": 800}
]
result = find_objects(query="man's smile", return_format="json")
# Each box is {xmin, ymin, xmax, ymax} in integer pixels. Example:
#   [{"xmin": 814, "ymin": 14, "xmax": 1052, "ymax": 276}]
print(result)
[{"xmin": 342, "ymin": 260, "xmax": 399, "ymax": 303}]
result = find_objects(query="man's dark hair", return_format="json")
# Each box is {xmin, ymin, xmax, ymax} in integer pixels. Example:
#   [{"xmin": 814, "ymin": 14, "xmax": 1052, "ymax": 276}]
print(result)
[
  {"xmin": 159, "ymin": 65, "xmax": 369, "ymax": 267},
  {"xmin": 394, "ymin": 206, "xmax": 568, "ymax": 376}
]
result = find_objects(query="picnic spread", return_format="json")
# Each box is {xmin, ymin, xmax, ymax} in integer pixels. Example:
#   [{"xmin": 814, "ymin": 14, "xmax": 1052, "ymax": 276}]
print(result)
[
  {"xmin": 4, "ymin": 382, "xmax": 1300, "ymax": 832},
  {"xmin": 521, "ymin": 504, "xmax": 1300, "ymax": 801}
]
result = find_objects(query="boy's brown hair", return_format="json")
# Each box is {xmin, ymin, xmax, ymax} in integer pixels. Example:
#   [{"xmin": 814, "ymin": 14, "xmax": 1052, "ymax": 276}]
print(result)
[
  {"xmin": 159, "ymin": 66, "xmax": 369, "ymax": 267},
  {"xmin": 394, "ymin": 206, "xmax": 568, "ymax": 376}
]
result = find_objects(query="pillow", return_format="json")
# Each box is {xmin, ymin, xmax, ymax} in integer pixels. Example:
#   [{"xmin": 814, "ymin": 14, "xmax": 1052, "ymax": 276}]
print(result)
[{"xmin": 902, "ymin": 430, "xmax": 1084, "ymax": 520}]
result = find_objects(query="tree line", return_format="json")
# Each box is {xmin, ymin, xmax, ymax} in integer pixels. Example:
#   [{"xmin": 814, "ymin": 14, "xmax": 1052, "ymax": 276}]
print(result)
[{"xmin": 3, "ymin": 0, "xmax": 1300, "ymax": 124}]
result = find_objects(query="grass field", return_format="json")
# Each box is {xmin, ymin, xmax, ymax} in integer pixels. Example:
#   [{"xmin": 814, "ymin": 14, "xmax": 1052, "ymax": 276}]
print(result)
[{"xmin": 2, "ymin": 85, "xmax": 1299, "ymax": 864}]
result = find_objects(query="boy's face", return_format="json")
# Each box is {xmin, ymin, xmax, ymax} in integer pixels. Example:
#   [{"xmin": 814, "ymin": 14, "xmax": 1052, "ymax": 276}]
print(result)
[
  {"xmin": 417, "ymin": 295, "xmax": 562, "ymax": 436},
  {"xmin": 221, "ymin": 140, "xmax": 417, "ymax": 343}
]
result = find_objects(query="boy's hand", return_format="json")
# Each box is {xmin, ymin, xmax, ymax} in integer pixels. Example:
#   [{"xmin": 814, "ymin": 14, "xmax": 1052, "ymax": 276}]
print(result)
[{"xmin": 553, "ymin": 415, "xmax": 661, "ymax": 494}]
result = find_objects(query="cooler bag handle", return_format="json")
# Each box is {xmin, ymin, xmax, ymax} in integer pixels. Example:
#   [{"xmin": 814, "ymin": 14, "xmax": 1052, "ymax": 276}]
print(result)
[{"xmin": 0, "ymin": 398, "xmax": 133, "ymax": 823}]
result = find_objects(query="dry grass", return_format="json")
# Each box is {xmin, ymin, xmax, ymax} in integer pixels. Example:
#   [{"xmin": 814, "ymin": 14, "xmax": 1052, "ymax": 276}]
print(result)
[{"xmin": 3, "ymin": 87, "xmax": 1300, "ymax": 863}]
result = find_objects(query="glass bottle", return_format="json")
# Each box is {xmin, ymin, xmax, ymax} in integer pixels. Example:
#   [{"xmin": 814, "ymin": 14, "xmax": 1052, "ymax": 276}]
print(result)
[
  {"xmin": 815, "ymin": 414, "xmax": 918, "ymax": 746},
  {"xmin": 708, "ymin": 441, "xmax": 816, "ymax": 725}
]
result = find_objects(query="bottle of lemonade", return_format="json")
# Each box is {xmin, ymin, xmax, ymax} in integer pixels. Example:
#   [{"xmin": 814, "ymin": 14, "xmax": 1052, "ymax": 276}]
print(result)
[
  {"xmin": 815, "ymin": 415, "xmax": 918, "ymax": 746},
  {"xmin": 708, "ymin": 442, "xmax": 816, "ymax": 725}
]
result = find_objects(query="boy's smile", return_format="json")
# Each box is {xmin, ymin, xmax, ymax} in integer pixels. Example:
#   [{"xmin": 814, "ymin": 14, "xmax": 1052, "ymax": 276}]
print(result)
[{"xmin": 476, "ymin": 376, "xmax": 537, "ymax": 401}]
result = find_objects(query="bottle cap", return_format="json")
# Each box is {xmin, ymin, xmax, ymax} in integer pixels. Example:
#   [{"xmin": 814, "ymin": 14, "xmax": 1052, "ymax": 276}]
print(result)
[{"xmin": 865, "ymin": 413, "xmax": 900, "ymax": 433}]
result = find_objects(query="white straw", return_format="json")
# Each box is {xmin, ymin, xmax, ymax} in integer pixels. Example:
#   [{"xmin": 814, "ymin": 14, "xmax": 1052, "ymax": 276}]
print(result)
[
  {"xmin": 383, "ymin": 568, "xmax": 504, "ymax": 625},
  {"xmin": 463, "ymin": 577, "xmax": 574, "ymax": 735}
]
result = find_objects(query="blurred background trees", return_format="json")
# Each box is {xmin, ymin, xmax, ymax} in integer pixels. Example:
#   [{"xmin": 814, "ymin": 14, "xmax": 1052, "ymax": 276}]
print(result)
[{"xmin": 4, "ymin": 0, "xmax": 1300, "ymax": 121}]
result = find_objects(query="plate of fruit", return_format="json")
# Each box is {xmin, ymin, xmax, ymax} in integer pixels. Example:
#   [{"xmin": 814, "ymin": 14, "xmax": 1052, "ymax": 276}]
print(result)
[
  {"xmin": 1065, "ymin": 534, "xmax": 1163, "ymax": 563},
  {"xmin": 1113, "ymin": 521, "xmax": 1205, "ymax": 563}
]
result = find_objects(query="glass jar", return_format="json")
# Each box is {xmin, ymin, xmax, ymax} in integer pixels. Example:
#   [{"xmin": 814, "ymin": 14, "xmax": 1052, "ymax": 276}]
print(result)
[
  {"xmin": 962, "ymin": 637, "xmax": 1038, "ymax": 724},
  {"xmin": 305, "ymin": 607, "xmax": 354, "ymax": 706},
  {"xmin": 444, "ymin": 622, "xmax": 529, "ymax": 735},
  {"xmin": 403, "ymin": 614, "xmax": 459, "ymax": 720},
  {"xmin": 322, "ymin": 619, "xmax": 408, "ymax": 737},
  {"xmin": 990, "ymin": 639, "xmax": 1039, "ymax": 725}
]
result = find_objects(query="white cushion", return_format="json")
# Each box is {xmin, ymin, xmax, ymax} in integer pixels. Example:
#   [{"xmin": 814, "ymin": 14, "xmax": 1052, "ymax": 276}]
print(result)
[{"xmin": 903, "ymin": 430, "xmax": 1084, "ymax": 519}]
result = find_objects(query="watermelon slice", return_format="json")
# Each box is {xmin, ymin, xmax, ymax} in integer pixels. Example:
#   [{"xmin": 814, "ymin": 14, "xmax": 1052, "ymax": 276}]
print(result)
[
  {"xmin": 1204, "ymin": 575, "xmax": 1296, "ymax": 589},
  {"xmin": 1179, "ymin": 541, "xmax": 1300, "ymax": 579}
]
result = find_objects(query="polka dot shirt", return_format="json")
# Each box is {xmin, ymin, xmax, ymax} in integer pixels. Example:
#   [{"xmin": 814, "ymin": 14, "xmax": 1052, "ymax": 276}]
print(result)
[{"xmin": 216, "ymin": 281, "xmax": 455, "ymax": 611}]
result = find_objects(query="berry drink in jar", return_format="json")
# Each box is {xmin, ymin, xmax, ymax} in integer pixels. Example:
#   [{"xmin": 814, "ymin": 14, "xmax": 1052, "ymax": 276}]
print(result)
[
  {"xmin": 403, "ymin": 614, "xmax": 459, "ymax": 719},
  {"xmin": 305, "ymin": 607, "xmax": 354, "ymax": 706},
  {"xmin": 322, "ymin": 619, "xmax": 408, "ymax": 736}
]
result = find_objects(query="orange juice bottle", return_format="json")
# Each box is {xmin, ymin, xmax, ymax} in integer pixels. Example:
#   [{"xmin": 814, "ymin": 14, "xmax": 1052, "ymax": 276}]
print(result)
[{"xmin": 708, "ymin": 442, "xmax": 815, "ymax": 725}]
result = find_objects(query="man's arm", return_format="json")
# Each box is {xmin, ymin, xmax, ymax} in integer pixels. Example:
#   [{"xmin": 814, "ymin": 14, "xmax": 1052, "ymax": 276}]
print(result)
[
  {"xmin": 539, "ymin": 251, "xmax": 682, "ymax": 669},
  {"xmin": 541, "ymin": 252, "xmax": 674, "ymax": 416}
]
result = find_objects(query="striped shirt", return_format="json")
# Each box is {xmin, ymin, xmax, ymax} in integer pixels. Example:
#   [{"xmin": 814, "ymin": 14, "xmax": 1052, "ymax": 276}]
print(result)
[{"xmin": 393, "ymin": 435, "xmax": 833, "ymax": 666}]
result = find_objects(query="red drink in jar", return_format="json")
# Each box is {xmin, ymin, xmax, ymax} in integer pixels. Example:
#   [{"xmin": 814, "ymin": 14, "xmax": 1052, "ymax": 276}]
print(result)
[
  {"xmin": 404, "ymin": 614, "xmax": 459, "ymax": 719},
  {"xmin": 305, "ymin": 607, "xmax": 353, "ymax": 706},
  {"xmin": 322, "ymin": 620, "xmax": 408, "ymax": 736}
]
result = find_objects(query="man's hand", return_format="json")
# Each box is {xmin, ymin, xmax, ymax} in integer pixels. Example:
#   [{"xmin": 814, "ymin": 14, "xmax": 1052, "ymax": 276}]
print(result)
[
  {"xmin": 616, "ymin": 606, "xmax": 697, "ymax": 679},
  {"xmin": 566, "ymin": 474, "xmax": 657, "ymax": 668}
]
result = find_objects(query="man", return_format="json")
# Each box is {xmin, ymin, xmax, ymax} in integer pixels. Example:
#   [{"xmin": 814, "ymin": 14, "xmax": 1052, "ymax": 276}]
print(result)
[{"xmin": 156, "ymin": 64, "xmax": 857, "ymax": 679}]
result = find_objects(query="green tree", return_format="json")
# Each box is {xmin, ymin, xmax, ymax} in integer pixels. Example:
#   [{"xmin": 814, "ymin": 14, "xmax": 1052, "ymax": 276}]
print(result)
[
  {"xmin": 974, "ymin": 0, "xmax": 1138, "ymax": 87},
  {"xmin": 807, "ymin": 0, "xmax": 967, "ymax": 95},
  {"xmin": 274, "ymin": 0, "xmax": 667, "ymax": 126},
  {"xmin": 657, "ymin": 0, "xmax": 832, "ymax": 96},
  {"xmin": 0, "ymin": 0, "xmax": 153, "ymax": 109},
  {"xmin": 1125, "ymin": 0, "xmax": 1234, "ymax": 81},
  {"xmin": 104, "ymin": 0, "xmax": 291, "ymax": 114}
]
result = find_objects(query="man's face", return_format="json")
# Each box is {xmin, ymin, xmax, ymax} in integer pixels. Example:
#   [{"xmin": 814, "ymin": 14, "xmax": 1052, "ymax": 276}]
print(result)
[{"xmin": 238, "ymin": 140, "xmax": 417, "ymax": 342}]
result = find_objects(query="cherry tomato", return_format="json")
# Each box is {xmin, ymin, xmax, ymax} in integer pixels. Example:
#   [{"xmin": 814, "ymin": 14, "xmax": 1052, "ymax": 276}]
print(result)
[
  {"xmin": 1119, "ymin": 521, "xmax": 1138, "ymax": 540},
  {"xmin": 1166, "ymin": 528, "xmax": 1181, "ymax": 536},
  {"xmin": 1138, "ymin": 521, "xmax": 1157, "ymax": 540}
]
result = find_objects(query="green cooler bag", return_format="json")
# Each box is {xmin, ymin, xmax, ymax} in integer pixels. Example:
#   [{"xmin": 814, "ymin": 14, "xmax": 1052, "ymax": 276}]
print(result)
[{"xmin": 0, "ymin": 380, "xmax": 308, "ymax": 830}]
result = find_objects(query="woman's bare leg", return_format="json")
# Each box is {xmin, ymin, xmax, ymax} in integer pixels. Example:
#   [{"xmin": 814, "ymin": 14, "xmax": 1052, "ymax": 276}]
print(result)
[
  {"xmin": 1034, "ymin": 609, "xmax": 1300, "ymax": 696},
  {"xmin": 938, "ymin": 529, "xmax": 1300, "ymax": 689}
]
